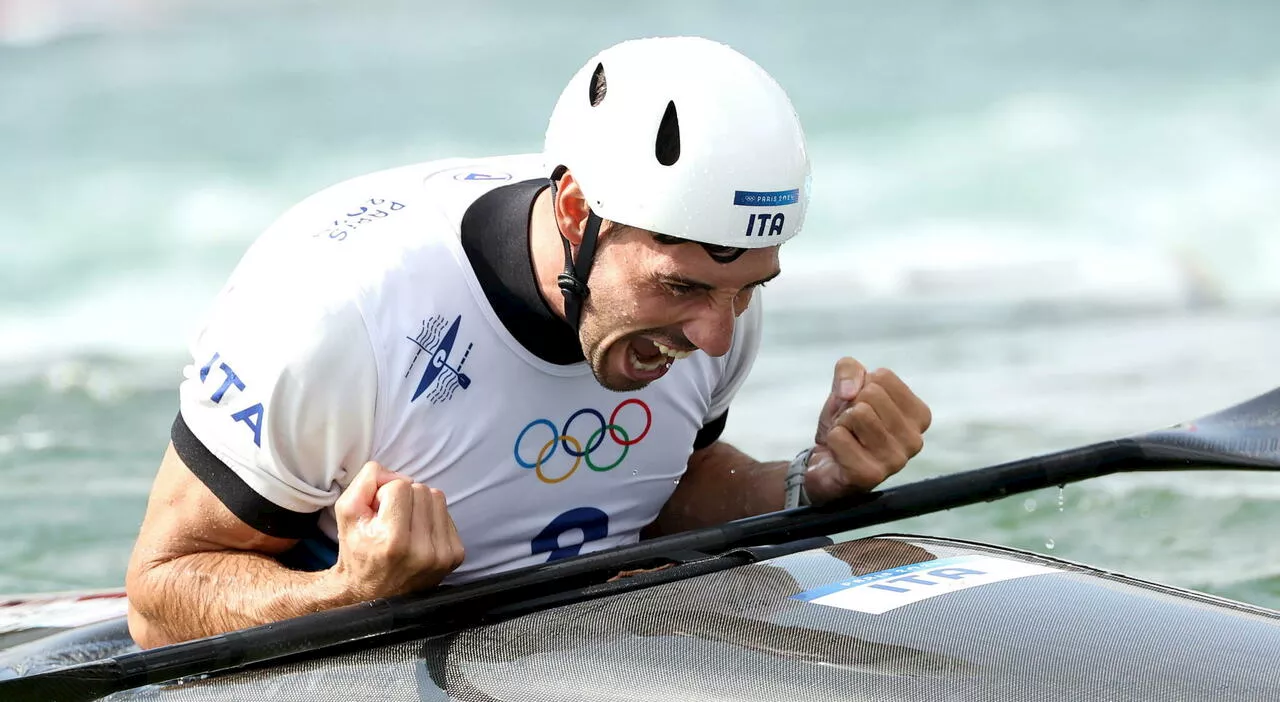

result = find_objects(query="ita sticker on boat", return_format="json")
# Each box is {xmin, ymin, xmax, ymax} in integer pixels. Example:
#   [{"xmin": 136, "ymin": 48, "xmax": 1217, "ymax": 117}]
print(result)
[{"xmin": 792, "ymin": 555, "xmax": 1059, "ymax": 614}]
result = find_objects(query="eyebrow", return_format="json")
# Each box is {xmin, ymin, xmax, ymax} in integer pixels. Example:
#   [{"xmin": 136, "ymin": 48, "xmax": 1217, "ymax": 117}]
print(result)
[{"xmin": 662, "ymin": 269, "xmax": 782, "ymax": 292}]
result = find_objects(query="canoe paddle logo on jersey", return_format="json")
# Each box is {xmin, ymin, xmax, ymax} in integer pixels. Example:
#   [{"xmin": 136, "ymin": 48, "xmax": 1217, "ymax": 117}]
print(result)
[
  {"xmin": 513, "ymin": 399, "xmax": 652, "ymax": 484},
  {"xmin": 404, "ymin": 315, "xmax": 473, "ymax": 404}
]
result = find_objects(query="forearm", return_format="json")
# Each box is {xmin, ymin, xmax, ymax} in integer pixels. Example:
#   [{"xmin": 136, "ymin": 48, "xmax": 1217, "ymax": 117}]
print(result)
[
  {"xmin": 648, "ymin": 441, "xmax": 790, "ymax": 536},
  {"xmin": 126, "ymin": 549, "xmax": 349, "ymax": 649}
]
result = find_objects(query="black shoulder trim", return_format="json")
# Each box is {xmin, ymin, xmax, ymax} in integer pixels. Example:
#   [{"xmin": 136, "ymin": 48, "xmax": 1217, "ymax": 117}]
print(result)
[
  {"xmin": 693, "ymin": 410, "xmax": 729, "ymax": 451},
  {"xmin": 171, "ymin": 412, "xmax": 317, "ymax": 540}
]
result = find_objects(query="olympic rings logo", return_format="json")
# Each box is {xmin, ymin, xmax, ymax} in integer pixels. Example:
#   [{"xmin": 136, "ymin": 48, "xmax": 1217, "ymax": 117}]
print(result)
[{"xmin": 513, "ymin": 399, "xmax": 653, "ymax": 484}]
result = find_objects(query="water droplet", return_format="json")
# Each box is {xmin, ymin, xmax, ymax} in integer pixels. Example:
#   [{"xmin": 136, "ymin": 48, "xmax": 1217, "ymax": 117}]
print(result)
[
  {"xmin": 1045, "ymin": 538, "xmax": 1056, "ymax": 550},
  {"xmin": 1023, "ymin": 498, "xmax": 1037, "ymax": 512},
  {"xmin": 729, "ymin": 469, "xmax": 736, "ymax": 475},
  {"xmin": 631, "ymin": 469, "xmax": 638, "ymax": 476},
  {"xmin": 1057, "ymin": 485, "xmax": 1065, "ymax": 512}
]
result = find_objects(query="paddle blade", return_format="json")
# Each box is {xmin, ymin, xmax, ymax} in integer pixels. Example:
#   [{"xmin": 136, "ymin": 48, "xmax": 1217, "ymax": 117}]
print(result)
[{"xmin": 1135, "ymin": 386, "xmax": 1280, "ymax": 468}]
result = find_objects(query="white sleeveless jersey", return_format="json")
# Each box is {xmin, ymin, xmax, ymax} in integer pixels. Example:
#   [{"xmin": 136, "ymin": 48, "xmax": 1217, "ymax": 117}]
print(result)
[{"xmin": 177, "ymin": 154, "xmax": 763, "ymax": 582}]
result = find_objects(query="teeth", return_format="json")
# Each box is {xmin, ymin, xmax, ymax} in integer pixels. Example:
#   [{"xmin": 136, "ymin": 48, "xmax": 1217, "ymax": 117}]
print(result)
[
  {"xmin": 627, "ymin": 338, "xmax": 692, "ymax": 375},
  {"xmin": 629, "ymin": 347, "xmax": 669, "ymax": 372},
  {"xmin": 653, "ymin": 341, "xmax": 693, "ymax": 360}
]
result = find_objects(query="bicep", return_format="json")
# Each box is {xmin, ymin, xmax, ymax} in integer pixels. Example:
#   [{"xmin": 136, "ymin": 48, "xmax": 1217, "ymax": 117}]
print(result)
[
  {"xmin": 125, "ymin": 443, "xmax": 303, "ymax": 647},
  {"xmin": 644, "ymin": 440, "xmax": 749, "ymax": 538},
  {"xmin": 684, "ymin": 439, "xmax": 750, "ymax": 478},
  {"xmin": 129, "ymin": 443, "xmax": 298, "ymax": 575}
]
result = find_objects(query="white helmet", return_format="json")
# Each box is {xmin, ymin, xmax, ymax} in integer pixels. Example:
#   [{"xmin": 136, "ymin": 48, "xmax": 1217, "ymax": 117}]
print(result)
[{"xmin": 544, "ymin": 36, "xmax": 811, "ymax": 249}]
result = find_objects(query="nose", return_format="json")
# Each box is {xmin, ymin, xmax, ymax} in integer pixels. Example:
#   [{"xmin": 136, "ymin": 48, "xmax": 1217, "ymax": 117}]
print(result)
[{"xmin": 683, "ymin": 300, "xmax": 737, "ymax": 358}]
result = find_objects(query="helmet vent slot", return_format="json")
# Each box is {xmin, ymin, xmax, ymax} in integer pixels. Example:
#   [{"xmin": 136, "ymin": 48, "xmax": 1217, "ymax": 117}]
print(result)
[
  {"xmin": 655, "ymin": 101, "xmax": 681, "ymax": 166},
  {"xmin": 589, "ymin": 63, "xmax": 607, "ymax": 107}
]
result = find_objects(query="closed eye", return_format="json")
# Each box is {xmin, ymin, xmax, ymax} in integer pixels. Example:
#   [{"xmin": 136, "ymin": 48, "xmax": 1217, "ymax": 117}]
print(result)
[
  {"xmin": 661, "ymin": 276, "xmax": 772, "ymax": 299},
  {"xmin": 663, "ymin": 281, "xmax": 699, "ymax": 297}
]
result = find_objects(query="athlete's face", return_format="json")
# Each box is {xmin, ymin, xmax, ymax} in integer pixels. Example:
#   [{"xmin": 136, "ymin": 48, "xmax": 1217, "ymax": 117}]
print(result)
[{"xmin": 578, "ymin": 225, "xmax": 781, "ymax": 392}]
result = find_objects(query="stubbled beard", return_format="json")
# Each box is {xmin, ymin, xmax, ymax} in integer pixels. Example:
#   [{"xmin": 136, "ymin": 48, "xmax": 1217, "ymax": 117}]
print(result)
[
  {"xmin": 592, "ymin": 357, "xmax": 646, "ymax": 393},
  {"xmin": 578, "ymin": 303, "xmax": 649, "ymax": 393},
  {"xmin": 584, "ymin": 333, "xmax": 645, "ymax": 394}
]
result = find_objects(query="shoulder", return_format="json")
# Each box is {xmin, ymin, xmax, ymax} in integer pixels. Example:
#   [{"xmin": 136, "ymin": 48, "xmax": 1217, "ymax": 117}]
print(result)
[
  {"xmin": 243, "ymin": 153, "xmax": 546, "ymax": 246},
  {"xmin": 188, "ymin": 153, "xmax": 553, "ymax": 381},
  {"xmin": 280, "ymin": 153, "xmax": 549, "ymax": 241},
  {"xmin": 210, "ymin": 154, "xmax": 546, "ymax": 305}
]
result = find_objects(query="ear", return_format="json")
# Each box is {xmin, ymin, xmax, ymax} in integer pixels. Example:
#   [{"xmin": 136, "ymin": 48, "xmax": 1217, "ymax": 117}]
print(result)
[{"xmin": 552, "ymin": 170, "xmax": 593, "ymax": 246}]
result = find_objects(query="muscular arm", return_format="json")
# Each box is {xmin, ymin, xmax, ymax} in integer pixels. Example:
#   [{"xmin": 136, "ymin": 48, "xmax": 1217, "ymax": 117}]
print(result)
[
  {"xmin": 645, "ymin": 440, "xmax": 790, "ymax": 536},
  {"xmin": 125, "ymin": 444, "xmax": 353, "ymax": 649}
]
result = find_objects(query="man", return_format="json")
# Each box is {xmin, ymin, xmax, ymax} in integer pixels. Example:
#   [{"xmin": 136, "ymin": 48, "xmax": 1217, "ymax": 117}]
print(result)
[{"xmin": 125, "ymin": 36, "xmax": 931, "ymax": 649}]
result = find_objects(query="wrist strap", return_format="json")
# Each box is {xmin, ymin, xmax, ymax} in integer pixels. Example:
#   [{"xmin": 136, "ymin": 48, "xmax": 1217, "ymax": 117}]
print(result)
[{"xmin": 784, "ymin": 447, "xmax": 813, "ymax": 509}]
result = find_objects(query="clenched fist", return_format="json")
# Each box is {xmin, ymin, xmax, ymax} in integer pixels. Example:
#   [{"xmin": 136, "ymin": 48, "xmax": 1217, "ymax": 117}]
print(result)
[
  {"xmin": 327, "ymin": 461, "xmax": 465, "ymax": 602},
  {"xmin": 803, "ymin": 358, "xmax": 932, "ymax": 504}
]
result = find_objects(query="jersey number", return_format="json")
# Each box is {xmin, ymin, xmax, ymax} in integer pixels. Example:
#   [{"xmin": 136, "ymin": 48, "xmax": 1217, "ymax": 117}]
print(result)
[{"xmin": 531, "ymin": 507, "xmax": 609, "ymax": 562}]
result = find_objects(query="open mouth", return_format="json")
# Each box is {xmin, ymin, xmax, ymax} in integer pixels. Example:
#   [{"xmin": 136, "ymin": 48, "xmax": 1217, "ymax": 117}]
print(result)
[{"xmin": 627, "ymin": 336, "xmax": 693, "ymax": 375}]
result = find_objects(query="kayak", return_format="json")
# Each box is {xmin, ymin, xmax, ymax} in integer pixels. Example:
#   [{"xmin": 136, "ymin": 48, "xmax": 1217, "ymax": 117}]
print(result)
[
  {"xmin": 0, "ymin": 590, "xmax": 128, "ymax": 656},
  {"xmin": 3, "ymin": 533, "xmax": 1279, "ymax": 701},
  {"xmin": 4, "ymin": 388, "xmax": 1280, "ymax": 701}
]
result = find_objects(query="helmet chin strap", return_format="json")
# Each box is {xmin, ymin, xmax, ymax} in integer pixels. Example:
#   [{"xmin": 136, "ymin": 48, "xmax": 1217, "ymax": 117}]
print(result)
[{"xmin": 549, "ymin": 177, "xmax": 603, "ymax": 333}]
